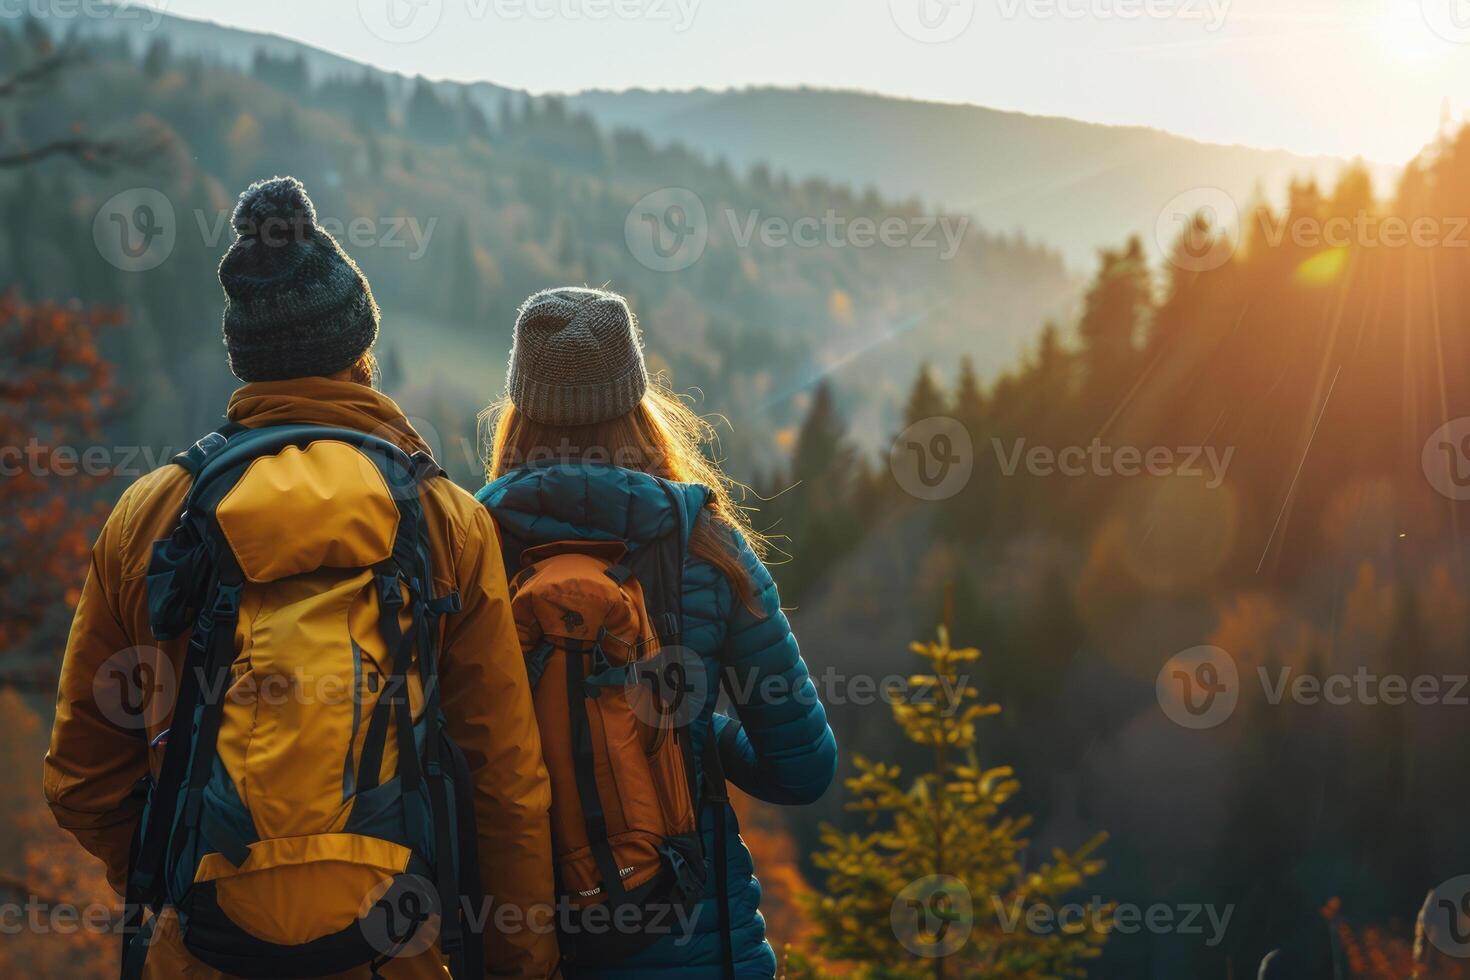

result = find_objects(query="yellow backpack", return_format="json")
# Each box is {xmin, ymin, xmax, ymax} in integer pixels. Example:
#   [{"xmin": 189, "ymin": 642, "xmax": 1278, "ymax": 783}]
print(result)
[{"xmin": 126, "ymin": 424, "xmax": 481, "ymax": 979}]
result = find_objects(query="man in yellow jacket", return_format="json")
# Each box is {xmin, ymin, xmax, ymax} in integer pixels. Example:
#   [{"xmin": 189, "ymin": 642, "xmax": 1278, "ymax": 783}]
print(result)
[{"xmin": 42, "ymin": 177, "xmax": 560, "ymax": 978}]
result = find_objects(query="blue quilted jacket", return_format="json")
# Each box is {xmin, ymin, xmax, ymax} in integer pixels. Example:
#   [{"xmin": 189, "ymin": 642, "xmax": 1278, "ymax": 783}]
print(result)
[{"xmin": 478, "ymin": 464, "xmax": 838, "ymax": 979}]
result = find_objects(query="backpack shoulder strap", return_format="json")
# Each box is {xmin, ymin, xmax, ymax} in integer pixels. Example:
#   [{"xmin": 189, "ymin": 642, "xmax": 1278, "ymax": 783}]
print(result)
[
  {"xmin": 168, "ymin": 421, "xmax": 250, "ymax": 479},
  {"xmin": 703, "ymin": 729, "xmax": 736, "ymax": 980}
]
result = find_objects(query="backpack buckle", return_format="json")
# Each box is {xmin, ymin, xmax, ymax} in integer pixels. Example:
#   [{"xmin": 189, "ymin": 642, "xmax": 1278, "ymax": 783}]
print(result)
[
  {"xmin": 595, "ymin": 625, "xmax": 634, "ymax": 656},
  {"xmin": 427, "ymin": 591, "xmax": 462, "ymax": 617},
  {"xmin": 590, "ymin": 643, "xmax": 613, "ymax": 676},
  {"xmin": 377, "ymin": 573, "xmax": 404, "ymax": 609},
  {"xmin": 212, "ymin": 583, "xmax": 242, "ymax": 619},
  {"xmin": 409, "ymin": 451, "xmax": 444, "ymax": 484},
  {"xmin": 195, "ymin": 431, "xmax": 228, "ymax": 457}
]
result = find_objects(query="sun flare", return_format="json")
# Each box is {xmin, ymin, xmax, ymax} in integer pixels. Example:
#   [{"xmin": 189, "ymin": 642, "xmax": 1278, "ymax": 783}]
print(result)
[{"xmin": 1375, "ymin": 0, "xmax": 1447, "ymax": 65}]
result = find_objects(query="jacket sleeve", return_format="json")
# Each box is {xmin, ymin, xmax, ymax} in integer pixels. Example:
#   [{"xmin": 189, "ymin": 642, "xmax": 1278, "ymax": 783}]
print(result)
[
  {"xmin": 714, "ymin": 530, "xmax": 837, "ymax": 806},
  {"xmin": 43, "ymin": 486, "xmax": 150, "ymax": 895},
  {"xmin": 441, "ymin": 504, "xmax": 560, "ymax": 978}
]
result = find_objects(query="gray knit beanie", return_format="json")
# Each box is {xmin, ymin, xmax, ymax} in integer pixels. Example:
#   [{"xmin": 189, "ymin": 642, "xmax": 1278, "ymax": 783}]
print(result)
[
  {"xmin": 218, "ymin": 176, "xmax": 380, "ymax": 382},
  {"xmin": 507, "ymin": 287, "xmax": 649, "ymax": 425}
]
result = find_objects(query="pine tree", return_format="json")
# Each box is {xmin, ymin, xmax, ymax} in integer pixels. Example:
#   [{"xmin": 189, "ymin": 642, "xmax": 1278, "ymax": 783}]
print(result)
[
  {"xmin": 954, "ymin": 357, "xmax": 984, "ymax": 434},
  {"xmin": 142, "ymin": 37, "xmax": 171, "ymax": 78},
  {"xmin": 497, "ymin": 93, "xmax": 515, "ymax": 135},
  {"xmin": 801, "ymin": 603, "xmax": 1110, "ymax": 978},
  {"xmin": 1032, "ymin": 322, "xmax": 1067, "ymax": 393},
  {"xmin": 904, "ymin": 362, "xmax": 950, "ymax": 427},
  {"xmin": 772, "ymin": 381, "xmax": 858, "ymax": 599},
  {"xmin": 461, "ymin": 90, "xmax": 492, "ymax": 143},
  {"xmin": 793, "ymin": 381, "xmax": 854, "ymax": 492},
  {"xmin": 1077, "ymin": 236, "xmax": 1150, "ymax": 415},
  {"xmin": 941, "ymin": 357, "xmax": 990, "ymax": 540},
  {"xmin": 406, "ymin": 77, "xmax": 459, "ymax": 143},
  {"xmin": 447, "ymin": 217, "xmax": 484, "ymax": 323}
]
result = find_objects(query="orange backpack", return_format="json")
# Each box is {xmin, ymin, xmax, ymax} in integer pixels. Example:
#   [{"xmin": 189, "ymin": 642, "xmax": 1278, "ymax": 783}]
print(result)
[{"xmin": 507, "ymin": 534, "xmax": 709, "ymax": 965}]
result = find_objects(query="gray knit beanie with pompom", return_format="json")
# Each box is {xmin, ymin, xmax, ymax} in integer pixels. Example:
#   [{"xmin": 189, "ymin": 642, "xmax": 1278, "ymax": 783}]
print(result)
[{"xmin": 217, "ymin": 176, "xmax": 379, "ymax": 382}]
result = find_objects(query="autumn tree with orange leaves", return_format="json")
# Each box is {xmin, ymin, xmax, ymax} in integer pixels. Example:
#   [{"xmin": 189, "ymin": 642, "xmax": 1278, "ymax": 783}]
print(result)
[
  {"xmin": 0, "ymin": 293, "xmax": 122, "ymax": 673},
  {"xmin": 0, "ymin": 689, "xmax": 116, "ymax": 979},
  {"xmin": 0, "ymin": 297, "xmax": 123, "ymax": 972}
]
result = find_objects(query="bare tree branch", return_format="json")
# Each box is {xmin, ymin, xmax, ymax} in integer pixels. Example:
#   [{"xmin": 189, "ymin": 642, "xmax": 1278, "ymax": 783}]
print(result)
[
  {"xmin": 0, "ymin": 129, "xmax": 173, "ymax": 174},
  {"xmin": 0, "ymin": 48, "xmax": 83, "ymax": 100},
  {"xmin": 0, "ymin": 44, "xmax": 172, "ymax": 175}
]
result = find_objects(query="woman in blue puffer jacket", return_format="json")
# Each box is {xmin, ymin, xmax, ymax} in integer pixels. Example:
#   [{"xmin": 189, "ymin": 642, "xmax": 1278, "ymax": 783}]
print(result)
[{"xmin": 477, "ymin": 286, "xmax": 838, "ymax": 979}]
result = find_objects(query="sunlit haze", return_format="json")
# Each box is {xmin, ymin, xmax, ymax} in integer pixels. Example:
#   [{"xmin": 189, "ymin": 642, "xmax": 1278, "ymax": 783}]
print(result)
[{"xmin": 153, "ymin": 0, "xmax": 1470, "ymax": 163}]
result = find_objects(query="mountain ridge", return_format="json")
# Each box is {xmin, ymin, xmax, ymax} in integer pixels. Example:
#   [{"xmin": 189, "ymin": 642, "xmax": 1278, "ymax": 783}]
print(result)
[{"xmin": 39, "ymin": 4, "xmax": 1403, "ymax": 266}]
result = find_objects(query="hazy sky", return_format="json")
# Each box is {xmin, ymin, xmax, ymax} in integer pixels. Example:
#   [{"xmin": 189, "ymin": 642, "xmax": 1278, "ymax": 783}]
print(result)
[{"xmin": 155, "ymin": 0, "xmax": 1470, "ymax": 163}]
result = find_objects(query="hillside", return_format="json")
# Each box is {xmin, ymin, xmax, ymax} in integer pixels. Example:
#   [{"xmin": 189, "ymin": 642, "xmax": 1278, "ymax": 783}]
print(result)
[
  {"xmin": 43, "ymin": 6, "xmax": 1399, "ymax": 272},
  {"xmin": 3, "ymin": 10, "xmax": 1077, "ymax": 473},
  {"xmin": 567, "ymin": 86, "xmax": 1402, "ymax": 266}
]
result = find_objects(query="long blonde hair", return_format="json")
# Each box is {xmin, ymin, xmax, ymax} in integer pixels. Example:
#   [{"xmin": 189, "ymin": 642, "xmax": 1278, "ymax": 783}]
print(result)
[{"xmin": 482, "ymin": 379, "xmax": 770, "ymax": 610}]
